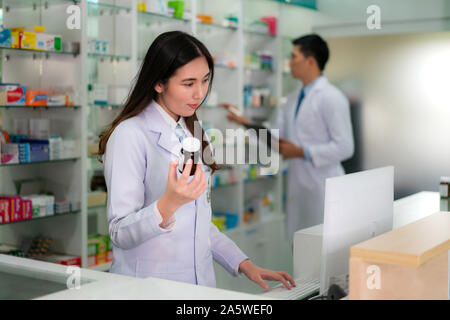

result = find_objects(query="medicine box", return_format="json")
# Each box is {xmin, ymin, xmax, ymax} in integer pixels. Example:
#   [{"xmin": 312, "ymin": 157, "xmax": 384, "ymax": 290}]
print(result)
[
  {"xmin": 0, "ymin": 199, "xmax": 10, "ymax": 224},
  {"xmin": 349, "ymin": 212, "xmax": 449, "ymax": 300},
  {"xmin": 0, "ymin": 29, "xmax": 11, "ymax": 47},
  {"xmin": 0, "ymin": 84, "xmax": 26, "ymax": 106}
]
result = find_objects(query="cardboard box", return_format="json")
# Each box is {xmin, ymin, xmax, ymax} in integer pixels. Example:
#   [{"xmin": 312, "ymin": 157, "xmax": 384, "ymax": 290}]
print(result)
[
  {"xmin": 26, "ymin": 90, "xmax": 48, "ymax": 106},
  {"xmin": 0, "ymin": 199, "xmax": 10, "ymax": 223},
  {"xmin": 87, "ymin": 192, "xmax": 107, "ymax": 208},
  {"xmin": 349, "ymin": 212, "xmax": 449, "ymax": 300},
  {"xmin": 36, "ymin": 254, "xmax": 81, "ymax": 267},
  {"xmin": 20, "ymin": 31, "xmax": 37, "ymax": 50},
  {"xmin": 22, "ymin": 199, "xmax": 32, "ymax": 220},
  {"xmin": 0, "ymin": 84, "xmax": 26, "ymax": 106},
  {"xmin": 0, "ymin": 29, "xmax": 11, "ymax": 48},
  {"xmin": 1, "ymin": 143, "xmax": 20, "ymax": 164},
  {"xmin": 0, "ymin": 196, "xmax": 21, "ymax": 222}
]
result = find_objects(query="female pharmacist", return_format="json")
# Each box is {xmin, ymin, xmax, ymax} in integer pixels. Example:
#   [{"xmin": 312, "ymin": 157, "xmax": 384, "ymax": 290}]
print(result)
[{"xmin": 98, "ymin": 31, "xmax": 295, "ymax": 291}]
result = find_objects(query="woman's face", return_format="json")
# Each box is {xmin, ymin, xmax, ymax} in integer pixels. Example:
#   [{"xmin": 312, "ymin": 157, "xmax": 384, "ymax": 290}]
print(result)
[{"xmin": 155, "ymin": 56, "xmax": 210, "ymax": 121}]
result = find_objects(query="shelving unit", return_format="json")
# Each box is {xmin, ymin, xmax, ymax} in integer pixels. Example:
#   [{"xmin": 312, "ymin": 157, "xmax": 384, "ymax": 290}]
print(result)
[{"xmin": 0, "ymin": 0, "xmax": 323, "ymax": 292}]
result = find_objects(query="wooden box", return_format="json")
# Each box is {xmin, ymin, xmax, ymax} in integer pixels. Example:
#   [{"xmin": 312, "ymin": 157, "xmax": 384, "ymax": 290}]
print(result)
[{"xmin": 349, "ymin": 212, "xmax": 449, "ymax": 300}]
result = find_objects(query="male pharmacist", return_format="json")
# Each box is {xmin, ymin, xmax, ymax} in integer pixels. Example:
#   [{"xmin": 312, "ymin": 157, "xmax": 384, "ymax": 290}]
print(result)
[{"xmin": 221, "ymin": 34, "xmax": 354, "ymax": 243}]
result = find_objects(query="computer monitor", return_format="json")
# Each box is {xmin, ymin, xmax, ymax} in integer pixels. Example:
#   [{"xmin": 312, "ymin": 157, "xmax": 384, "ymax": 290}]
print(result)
[{"xmin": 320, "ymin": 166, "xmax": 394, "ymax": 295}]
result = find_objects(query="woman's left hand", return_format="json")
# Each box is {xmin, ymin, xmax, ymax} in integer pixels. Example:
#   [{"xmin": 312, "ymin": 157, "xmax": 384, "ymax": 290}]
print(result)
[{"xmin": 238, "ymin": 259, "xmax": 296, "ymax": 291}]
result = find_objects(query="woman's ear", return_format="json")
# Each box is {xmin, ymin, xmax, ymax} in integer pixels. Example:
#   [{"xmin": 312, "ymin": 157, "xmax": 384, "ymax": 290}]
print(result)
[{"xmin": 154, "ymin": 81, "xmax": 164, "ymax": 94}]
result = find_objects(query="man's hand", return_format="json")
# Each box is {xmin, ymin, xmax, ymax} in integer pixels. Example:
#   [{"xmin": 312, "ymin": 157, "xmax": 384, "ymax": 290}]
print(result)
[
  {"xmin": 278, "ymin": 138, "xmax": 304, "ymax": 159},
  {"xmin": 219, "ymin": 103, "xmax": 250, "ymax": 125}
]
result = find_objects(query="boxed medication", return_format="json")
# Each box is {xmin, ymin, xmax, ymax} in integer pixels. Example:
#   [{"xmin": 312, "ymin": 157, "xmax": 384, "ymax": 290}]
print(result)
[
  {"xmin": 0, "ymin": 28, "xmax": 11, "ymax": 48},
  {"xmin": 36, "ymin": 33, "xmax": 62, "ymax": 51},
  {"xmin": 0, "ymin": 83, "xmax": 26, "ymax": 106},
  {"xmin": 0, "ymin": 196, "xmax": 22, "ymax": 222},
  {"xmin": 26, "ymin": 89, "xmax": 48, "ymax": 106},
  {"xmin": 1, "ymin": 143, "xmax": 20, "ymax": 164},
  {"xmin": 0, "ymin": 199, "xmax": 10, "ymax": 224},
  {"xmin": 20, "ymin": 31, "xmax": 37, "ymax": 50}
]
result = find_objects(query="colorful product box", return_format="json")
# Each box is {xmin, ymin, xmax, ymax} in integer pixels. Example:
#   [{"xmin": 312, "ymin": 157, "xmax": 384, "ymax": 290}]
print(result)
[
  {"xmin": 0, "ymin": 199, "xmax": 10, "ymax": 224},
  {"xmin": 1, "ymin": 143, "xmax": 20, "ymax": 164},
  {"xmin": 0, "ymin": 84, "xmax": 26, "ymax": 106},
  {"xmin": 11, "ymin": 31, "xmax": 21, "ymax": 48},
  {"xmin": 36, "ymin": 33, "xmax": 61, "ymax": 51},
  {"xmin": 37, "ymin": 254, "xmax": 81, "ymax": 267},
  {"xmin": 0, "ymin": 196, "xmax": 21, "ymax": 222},
  {"xmin": 22, "ymin": 199, "xmax": 32, "ymax": 220},
  {"xmin": 0, "ymin": 29, "xmax": 11, "ymax": 48},
  {"xmin": 20, "ymin": 31, "xmax": 37, "ymax": 50},
  {"xmin": 26, "ymin": 90, "xmax": 48, "ymax": 106},
  {"xmin": 19, "ymin": 139, "xmax": 49, "ymax": 162}
]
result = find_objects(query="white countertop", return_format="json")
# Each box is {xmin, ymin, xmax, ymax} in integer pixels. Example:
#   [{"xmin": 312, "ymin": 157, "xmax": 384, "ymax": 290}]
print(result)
[
  {"xmin": 0, "ymin": 254, "xmax": 271, "ymax": 300},
  {"xmin": 0, "ymin": 191, "xmax": 444, "ymax": 300}
]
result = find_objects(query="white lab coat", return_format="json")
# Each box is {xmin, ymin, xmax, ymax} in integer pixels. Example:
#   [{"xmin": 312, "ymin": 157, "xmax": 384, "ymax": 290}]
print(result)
[
  {"xmin": 103, "ymin": 101, "xmax": 248, "ymax": 287},
  {"xmin": 276, "ymin": 76, "xmax": 354, "ymax": 242}
]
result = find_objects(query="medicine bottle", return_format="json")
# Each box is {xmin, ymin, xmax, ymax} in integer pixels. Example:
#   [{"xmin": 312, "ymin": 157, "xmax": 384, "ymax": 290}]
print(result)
[
  {"xmin": 439, "ymin": 176, "xmax": 450, "ymax": 198},
  {"xmin": 178, "ymin": 137, "xmax": 201, "ymax": 176}
]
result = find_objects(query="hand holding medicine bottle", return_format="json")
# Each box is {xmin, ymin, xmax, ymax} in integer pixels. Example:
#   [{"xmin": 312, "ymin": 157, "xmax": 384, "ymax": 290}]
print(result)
[{"xmin": 157, "ymin": 158, "xmax": 207, "ymax": 226}]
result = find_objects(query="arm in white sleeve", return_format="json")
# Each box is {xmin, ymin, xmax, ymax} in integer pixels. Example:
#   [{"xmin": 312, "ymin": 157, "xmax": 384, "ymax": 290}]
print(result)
[
  {"xmin": 104, "ymin": 124, "xmax": 174, "ymax": 250},
  {"xmin": 209, "ymin": 223, "xmax": 248, "ymax": 276},
  {"xmin": 307, "ymin": 91, "xmax": 354, "ymax": 168}
]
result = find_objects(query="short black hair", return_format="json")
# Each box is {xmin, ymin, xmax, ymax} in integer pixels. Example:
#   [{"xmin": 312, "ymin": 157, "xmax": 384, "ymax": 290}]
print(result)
[{"xmin": 292, "ymin": 34, "xmax": 329, "ymax": 71}]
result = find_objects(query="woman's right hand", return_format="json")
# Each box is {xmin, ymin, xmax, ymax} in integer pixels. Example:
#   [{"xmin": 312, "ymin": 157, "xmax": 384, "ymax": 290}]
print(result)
[{"xmin": 157, "ymin": 159, "xmax": 207, "ymax": 222}]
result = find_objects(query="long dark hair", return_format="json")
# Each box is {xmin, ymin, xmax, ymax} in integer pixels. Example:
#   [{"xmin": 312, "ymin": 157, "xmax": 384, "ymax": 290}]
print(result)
[{"xmin": 98, "ymin": 31, "xmax": 219, "ymax": 172}]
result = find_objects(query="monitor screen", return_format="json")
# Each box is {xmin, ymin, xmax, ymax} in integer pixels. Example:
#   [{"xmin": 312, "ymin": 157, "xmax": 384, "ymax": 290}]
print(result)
[{"xmin": 320, "ymin": 166, "xmax": 394, "ymax": 295}]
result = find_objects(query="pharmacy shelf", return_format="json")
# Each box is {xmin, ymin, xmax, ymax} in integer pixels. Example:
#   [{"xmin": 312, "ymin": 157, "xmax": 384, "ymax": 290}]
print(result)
[
  {"xmin": 87, "ymin": 205, "xmax": 106, "ymax": 210},
  {"xmin": 244, "ymin": 67, "xmax": 274, "ymax": 73},
  {"xmin": 214, "ymin": 64, "xmax": 238, "ymax": 70},
  {"xmin": 88, "ymin": 53, "xmax": 131, "ymax": 61},
  {"xmin": 88, "ymin": 103, "xmax": 122, "ymax": 109},
  {"xmin": 197, "ymin": 22, "xmax": 238, "ymax": 32},
  {"xmin": 0, "ymin": 210, "xmax": 81, "ymax": 226},
  {"xmin": 0, "ymin": 0, "xmax": 79, "ymax": 10},
  {"xmin": 138, "ymin": 10, "xmax": 191, "ymax": 23},
  {"xmin": 0, "ymin": 157, "xmax": 81, "ymax": 167},
  {"xmin": 244, "ymin": 30, "xmax": 277, "ymax": 38},
  {"xmin": 0, "ymin": 47, "xmax": 79, "ymax": 57},
  {"xmin": 0, "ymin": 105, "xmax": 80, "ymax": 109},
  {"xmin": 87, "ymin": 0, "xmax": 130, "ymax": 12},
  {"xmin": 212, "ymin": 182, "xmax": 239, "ymax": 190}
]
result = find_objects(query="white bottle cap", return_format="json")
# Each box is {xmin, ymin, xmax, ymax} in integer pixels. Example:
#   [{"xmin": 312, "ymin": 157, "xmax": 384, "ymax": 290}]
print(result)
[{"xmin": 182, "ymin": 137, "xmax": 201, "ymax": 153}]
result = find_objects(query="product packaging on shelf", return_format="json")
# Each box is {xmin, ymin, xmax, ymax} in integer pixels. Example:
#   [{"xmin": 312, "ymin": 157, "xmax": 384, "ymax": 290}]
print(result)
[
  {"xmin": 88, "ymin": 234, "xmax": 112, "ymax": 267},
  {"xmin": 0, "ymin": 28, "xmax": 11, "ymax": 48},
  {"xmin": 0, "ymin": 83, "xmax": 26, "ymax": 106},
  {"xmin": 26, "ymin": 89, "xmax": 48, "ymax": 106}
]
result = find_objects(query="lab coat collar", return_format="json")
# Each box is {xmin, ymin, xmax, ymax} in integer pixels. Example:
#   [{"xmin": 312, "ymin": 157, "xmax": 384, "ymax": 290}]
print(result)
[
  {"xmin": 308, "ymin": 75, "xmax": 329, "ymax": 94},
  {"xmin": 141, "ymin": 101, "xmax": 183, "ymax": 157}
]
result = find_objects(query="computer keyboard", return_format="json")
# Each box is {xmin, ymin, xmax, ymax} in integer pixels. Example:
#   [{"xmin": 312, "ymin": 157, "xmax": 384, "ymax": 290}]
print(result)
[{"xmin": 260, "ymin": 278, "xmax": 320, "ymax": 300}]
